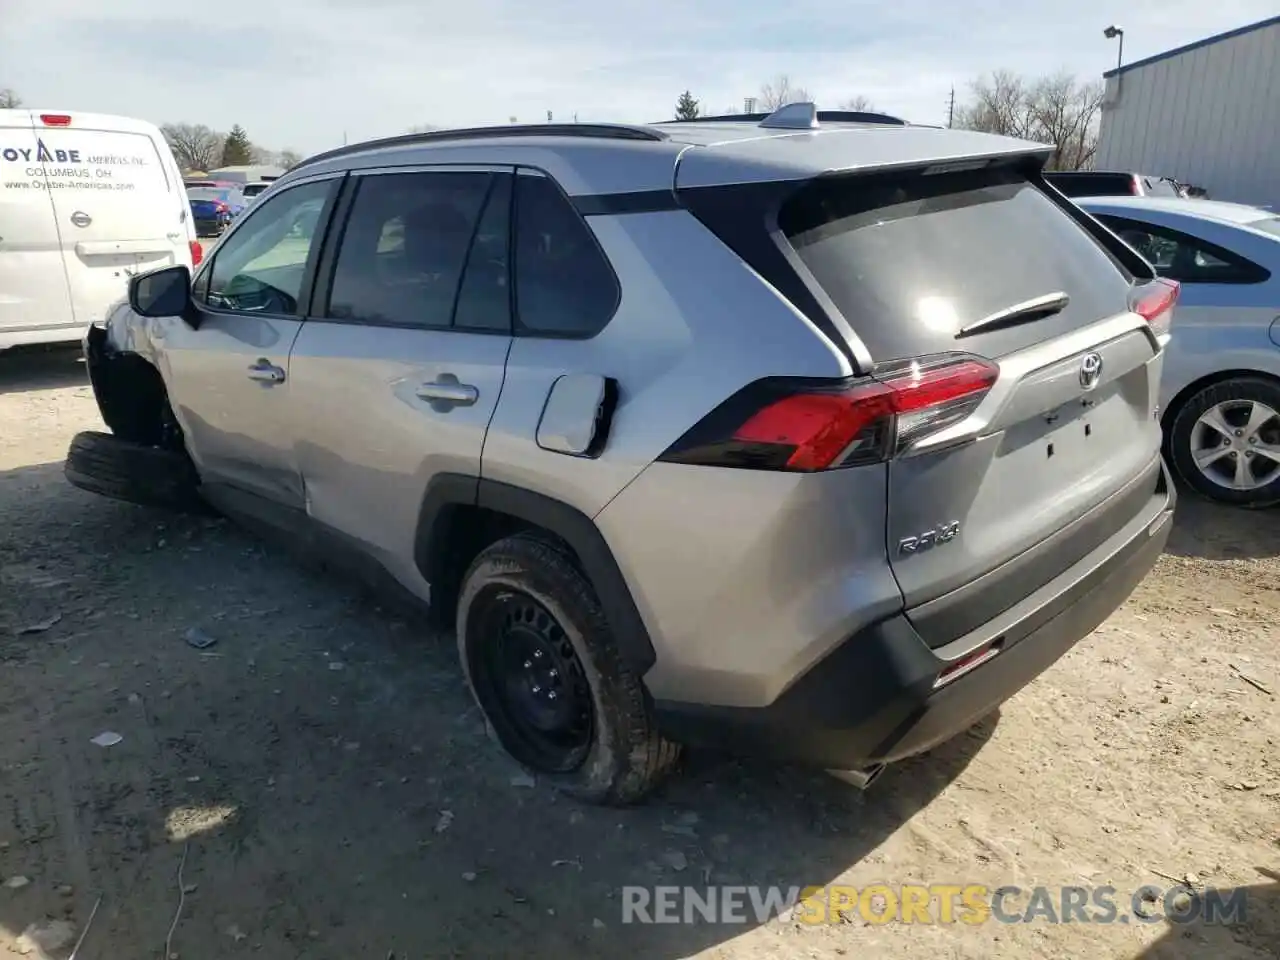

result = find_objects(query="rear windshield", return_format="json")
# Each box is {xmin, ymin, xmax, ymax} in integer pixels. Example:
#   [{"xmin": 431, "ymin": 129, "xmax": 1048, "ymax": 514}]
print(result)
[
  {"xmin": 187, "ymin": 188, "xmax": 229, "ymax": 202},
  {"xmin": 779, "ymin": 164, "xmax": 1134, "ymax": 361}
]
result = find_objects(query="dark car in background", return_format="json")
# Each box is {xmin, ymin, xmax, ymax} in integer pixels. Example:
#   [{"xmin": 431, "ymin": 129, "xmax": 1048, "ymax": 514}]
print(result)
[
  {"xmin": 1046, "ymin": 171, "xmax": 1185, "ymax": 198},
  {"xmin": 186, "ymin": 185, "xmax": 248, "ymax": 237}
]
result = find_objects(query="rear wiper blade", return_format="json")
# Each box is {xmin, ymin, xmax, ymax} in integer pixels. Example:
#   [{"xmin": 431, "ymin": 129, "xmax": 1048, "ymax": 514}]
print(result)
[{"xmin": 957, "ymin": 292, "xmax": 1070, "ymax": 338}]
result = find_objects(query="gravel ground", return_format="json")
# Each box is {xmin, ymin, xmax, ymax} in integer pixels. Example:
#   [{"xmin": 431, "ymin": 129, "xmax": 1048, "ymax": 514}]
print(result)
[{"xmin": 0, "ymin": 346, "xmax": 1277, "ymax": 960}]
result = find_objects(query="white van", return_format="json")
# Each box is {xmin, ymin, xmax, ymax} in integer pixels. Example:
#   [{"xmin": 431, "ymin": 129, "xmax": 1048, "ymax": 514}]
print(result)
[{"xmin": 0, "ymin": 109, "xmax": 199, "ymax": 351}]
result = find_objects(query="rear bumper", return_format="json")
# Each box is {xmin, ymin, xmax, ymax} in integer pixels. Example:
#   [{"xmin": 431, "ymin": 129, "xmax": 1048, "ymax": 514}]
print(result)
[{"xmin": 654, "ymin": 459, "xmax": 1175, "ymax": 770}]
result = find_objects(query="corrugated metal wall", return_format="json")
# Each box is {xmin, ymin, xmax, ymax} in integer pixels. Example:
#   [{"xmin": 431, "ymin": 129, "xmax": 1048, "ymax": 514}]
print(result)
[{"xmin": 1096, "ymin": 20, "xmax": 1280, "ymax": 209}]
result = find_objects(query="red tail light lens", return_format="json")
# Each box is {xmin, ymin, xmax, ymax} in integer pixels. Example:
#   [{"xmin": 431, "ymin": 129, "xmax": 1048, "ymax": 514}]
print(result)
[
  {"xmin": 189, "ymin": 240, "xmax": 204, "ymax": 267},
  {"xmin": 40, "ymin": 114, "xmax": 72, "ymax": 126},
  {"xmin": 1131, "ymin": 277, "xmax": 1178, "ymax": 338},
  {"xmin": 659, "ymin": 354, "xmax": 1000, "ymax": 472}
]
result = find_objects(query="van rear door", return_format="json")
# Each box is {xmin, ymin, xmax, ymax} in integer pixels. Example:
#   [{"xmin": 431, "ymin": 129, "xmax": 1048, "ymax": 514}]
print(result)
[
  {"xmin": 33, "ymin": 113, "xmax": 193, "ymax": 327},
  {"xmin": 0, "ymin": 109, "xmax": 76, "ymax": 346}
]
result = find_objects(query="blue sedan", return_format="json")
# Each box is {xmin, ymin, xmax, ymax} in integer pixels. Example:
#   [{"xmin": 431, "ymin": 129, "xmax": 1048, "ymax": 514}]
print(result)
[{"xmin": 1079, "ymin": 196, "xmax": 1280, "ymax": 508}]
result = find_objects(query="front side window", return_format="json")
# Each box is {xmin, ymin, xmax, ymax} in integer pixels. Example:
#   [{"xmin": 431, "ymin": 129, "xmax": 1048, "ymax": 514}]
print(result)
[
  {"xmin": 1099, "ymin": 215, "xmax": 1270, "ymax": 284},
  {"xmin": 325, "ymin": 171, "xmax": 496, "ymax": 329},
  {"xmin": 202, "ymin": 178, "xmax": 334, "ymax": 314}
]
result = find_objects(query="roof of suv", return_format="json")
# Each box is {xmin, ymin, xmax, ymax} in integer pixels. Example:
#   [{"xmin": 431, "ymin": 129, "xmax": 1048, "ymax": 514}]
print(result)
[{"xmin": 283, "ymin": 110, "xmax": 1054, "ymax": 197}]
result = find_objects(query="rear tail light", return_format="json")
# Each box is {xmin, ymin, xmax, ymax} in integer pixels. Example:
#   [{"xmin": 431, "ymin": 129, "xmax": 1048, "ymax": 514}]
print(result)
[
  {"xmin": 189, "ymin": 240, "xmax": 204, "ymax": 267},
  {"xmin": 39, "ymin": 114, "xmax": 72, "ymax": 126},
  {"xmin": 1131, "ymin": 277, "xmax": 1178, "ymax": 339},
  {"xmin": 214, "ymin": 201, "xmax": 229, "ymax": 212},
  {"xmin": 658, "ymin": 353, "xmax": 1000, "ymax": 472}
]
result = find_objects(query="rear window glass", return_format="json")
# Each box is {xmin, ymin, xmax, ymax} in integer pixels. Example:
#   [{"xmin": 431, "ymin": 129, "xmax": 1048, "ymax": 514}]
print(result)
[{"xmin": 780, "ymin": 165, "xmax": 1133, "ymax": 361}]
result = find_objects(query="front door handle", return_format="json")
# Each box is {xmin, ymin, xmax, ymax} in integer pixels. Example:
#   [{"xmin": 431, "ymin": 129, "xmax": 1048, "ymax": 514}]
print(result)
[
  {"xmin": 247, "ymin": 359, "xmax": 286, "ymax": 384},
  {"xmin": 417, "ymin": 379, "xmax": 478, "ymax": 407}
]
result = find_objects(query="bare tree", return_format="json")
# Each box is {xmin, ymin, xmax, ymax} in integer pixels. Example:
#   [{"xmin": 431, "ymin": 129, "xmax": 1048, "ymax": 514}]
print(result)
[
  {"xmin": 161, "ymin": 123, "xmax": 224, "ymax": 172},
  {"xmin": 0, "ymin": 88, "xmax": 22, "ymax": 109},
  {"xmin": 1029, "ymin": 72, "xmax": 1103, "ymax": 171},
  {"xmin": 759, "ymin": 75, "xmax": 813, "ymax": 110},
  {"xmin": 839, "ymin": 95, "xmax": 879, "ymax": 113},
  {"xmin": 406, "ymin": 124, "xmax": 441, "ymax": 134},
  {"xmin": 954, "ymin": 70, "xmax": 1102, "ymax": 171},
  {"xmin": 278, "ymin": 149, "xmax": 303, "ymax": 170}
]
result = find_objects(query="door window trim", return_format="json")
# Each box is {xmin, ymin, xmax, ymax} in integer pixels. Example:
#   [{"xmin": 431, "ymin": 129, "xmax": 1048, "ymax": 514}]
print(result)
[
  {"xmin": 192, "ymin": 171, "xmax": 345, "ymax": 322},
  {"xmin": 306, "ymin": 164, "xmax": 517, "ymax": 335},
  {"xmin": 1099, "ymin": 215, "xmax": 1272, "ymax": 285}
]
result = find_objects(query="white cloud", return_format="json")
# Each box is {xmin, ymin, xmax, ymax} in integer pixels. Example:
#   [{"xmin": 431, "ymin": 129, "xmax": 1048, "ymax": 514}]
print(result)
[{"xmin": 1, "ymin": 0, "xmax": 1275, "ymax": 156}]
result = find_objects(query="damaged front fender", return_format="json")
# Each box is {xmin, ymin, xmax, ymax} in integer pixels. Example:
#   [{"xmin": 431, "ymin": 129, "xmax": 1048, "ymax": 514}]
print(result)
[{"xmin": 84, "ymin": 320, "xmax": 173, "ymax": 447}]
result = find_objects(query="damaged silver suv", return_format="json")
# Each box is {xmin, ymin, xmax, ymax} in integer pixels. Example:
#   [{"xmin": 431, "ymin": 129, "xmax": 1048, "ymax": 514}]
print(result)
[{"xmin": 67, "ymin": 104, "xmax": 1177, "ymax": 804}]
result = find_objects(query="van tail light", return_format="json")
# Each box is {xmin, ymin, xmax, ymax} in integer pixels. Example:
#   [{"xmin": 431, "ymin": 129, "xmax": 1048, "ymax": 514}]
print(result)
[
  {"xmin": 657, "ymin": 354, "xmax": 1000, "ymax": 472},
  {"xmin": 189, "ymin": 240, "xmax": 204, "ymax": 267},
  {"xmin": 40, "ymin": 114, "xmax": 72, "ymax": 126},
  {"xmin": 1132, "ymin": 277, "xmax": 1179, "ymax": 339}
]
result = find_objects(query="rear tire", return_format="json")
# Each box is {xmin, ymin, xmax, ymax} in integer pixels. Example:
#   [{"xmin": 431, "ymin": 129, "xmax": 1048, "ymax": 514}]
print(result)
[
  {"xmin": 456, "ymin": 533, "xmax": 680, "ymax": 805},
  {"xmin": 64, "ymin": 430, "xmax": 205, "ymax": 512},
  {"xmin": 1167, "ymin": 377, "xmax": 1280, "ymax": 508}
]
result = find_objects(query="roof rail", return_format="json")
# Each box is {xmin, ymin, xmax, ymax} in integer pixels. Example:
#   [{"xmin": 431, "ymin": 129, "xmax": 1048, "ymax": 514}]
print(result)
[
  {"xmin": 293, "ymin": 122, "xmax": 668, "ymax": 171},
  {"xmin": 659, "ymin": 108, "xmax": 907, "ymax": 127}
]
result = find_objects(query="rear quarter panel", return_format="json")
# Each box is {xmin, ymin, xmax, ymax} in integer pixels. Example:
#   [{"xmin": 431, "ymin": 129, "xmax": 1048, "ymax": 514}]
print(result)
[{"xmin": 480, "ymin": 208, "xmax": 852, "ymax": 518}]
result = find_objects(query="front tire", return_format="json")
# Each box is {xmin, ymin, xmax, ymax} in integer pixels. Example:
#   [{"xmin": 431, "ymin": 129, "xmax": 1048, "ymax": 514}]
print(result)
[
  {"xmin": 456, "ymin": 533, "xmax": 679, "ymax": 805},
  {"xmin": 64, "ymin": 430, "xmax": 205, "ymax": 512},
  {"xmin": 1167, "ymin": 377, "xmax": 1280, "ymax": 508}
]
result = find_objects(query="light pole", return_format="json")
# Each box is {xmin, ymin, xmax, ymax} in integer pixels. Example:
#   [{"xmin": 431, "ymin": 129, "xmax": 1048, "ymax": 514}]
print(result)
[{"xmin": 1104, "ymin": 25, "xmax": 1124, "ymax": 72}]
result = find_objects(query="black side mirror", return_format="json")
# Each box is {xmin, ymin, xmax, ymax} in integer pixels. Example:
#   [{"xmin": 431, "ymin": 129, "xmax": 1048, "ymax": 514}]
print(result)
[{"xmin": 128, "ymin": 265, "xmax": 198, "ymax": 327}]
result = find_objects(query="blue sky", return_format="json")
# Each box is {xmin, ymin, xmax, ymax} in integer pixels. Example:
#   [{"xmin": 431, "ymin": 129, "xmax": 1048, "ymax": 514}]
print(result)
[{"xmin": 2, "ymin": 0, "xmax": 1276, "ymax": 156}]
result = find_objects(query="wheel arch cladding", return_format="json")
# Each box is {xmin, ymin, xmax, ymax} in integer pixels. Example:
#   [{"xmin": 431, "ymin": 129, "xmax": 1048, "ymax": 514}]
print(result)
[{"xmin": 413, "ymin": 474, "xmax": 657, "ymax": 674}]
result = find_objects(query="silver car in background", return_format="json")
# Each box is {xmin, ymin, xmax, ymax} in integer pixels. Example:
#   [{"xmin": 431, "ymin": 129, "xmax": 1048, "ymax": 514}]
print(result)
[{"xmin": 1080, "ymin": 196, "xmax": 1280, "ymax": 508}]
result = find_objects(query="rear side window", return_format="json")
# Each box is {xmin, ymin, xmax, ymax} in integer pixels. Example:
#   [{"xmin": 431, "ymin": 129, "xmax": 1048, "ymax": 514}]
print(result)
[
  {"xmin": 780, "ymin": 165, "xmax": 1134, "ymax": 361},
  {"xmin": 514, "ymin": 172, "xmax": 618, "ymax": 337},
  {"xmin": 1098, "ymin": 215, "xmax": 1271, "ymax": 284},
  {"xmin": 325, "ymin": 171, "xmax": 493, "ymax": 329}
]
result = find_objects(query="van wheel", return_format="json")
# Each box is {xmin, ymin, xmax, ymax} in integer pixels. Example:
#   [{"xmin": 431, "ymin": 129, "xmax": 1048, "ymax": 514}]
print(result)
[
  {"xmin": 457, "ymin": 533, "xmax": 680, "ymax": 805},
  {"xmin": 64, "ymin": 430, "xmax": 206, "ymax": 513},
  {"xmin": 1167, "ymin": 377, "xmax": 1280, "ymax": 508}
]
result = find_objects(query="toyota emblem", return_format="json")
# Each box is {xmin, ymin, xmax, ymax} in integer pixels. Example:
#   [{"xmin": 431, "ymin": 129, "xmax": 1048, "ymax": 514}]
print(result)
[
  {"xmin": 70, "ymin": 211, "xmax": 92, "ymax": 228},
  {"xmin": 1078, "ymin": 352, "xmax": 1104, "ymax": 390}
]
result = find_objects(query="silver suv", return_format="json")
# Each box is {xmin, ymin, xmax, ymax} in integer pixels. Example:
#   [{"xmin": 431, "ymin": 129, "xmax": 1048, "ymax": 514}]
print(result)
[{"xmin": 66, "ymin": 105, "xmax": 1177, "ymax": 804}]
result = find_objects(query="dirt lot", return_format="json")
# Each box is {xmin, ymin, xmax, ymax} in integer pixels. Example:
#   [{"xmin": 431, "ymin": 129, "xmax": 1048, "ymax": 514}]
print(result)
[{"xmin": 1, "ymin": 347, "xmax": 1277, "ymax": 960}]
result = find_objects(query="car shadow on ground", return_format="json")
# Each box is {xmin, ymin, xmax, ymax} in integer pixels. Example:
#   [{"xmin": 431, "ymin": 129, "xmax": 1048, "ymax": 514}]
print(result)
[
  {"xmin": 1133, "ymin": 871, "xmax": 1279, "ymax": 959},
  {"xmin": 1163, "ymin": 491, "xmax": 1280, "ymax": 561},
  {"xmin": 0, "ymin": 345, "xmax": 87, "ymax": 396},
  {"xmin": 0, "ymin": 462, "xmax": 997, "ymax": 959}
]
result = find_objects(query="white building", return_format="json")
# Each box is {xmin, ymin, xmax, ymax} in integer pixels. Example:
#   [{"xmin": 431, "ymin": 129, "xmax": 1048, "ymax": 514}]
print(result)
[
  {"xmin": 1095, "ymin": 15, "xmax": 1280, "ymax": 209},
  {"xmin": 204, "ymin": 164, "xmax": 285, "ymax": 184}
]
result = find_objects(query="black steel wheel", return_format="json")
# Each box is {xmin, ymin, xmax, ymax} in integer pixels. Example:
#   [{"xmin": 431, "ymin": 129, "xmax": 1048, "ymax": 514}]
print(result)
[
  {"xmin": 457, "ymin": 533, "xmax": 680, "ymax": 804},
  {"xmin": 469, "ymin": 588, "xmax": 594, "ymax": 773}
]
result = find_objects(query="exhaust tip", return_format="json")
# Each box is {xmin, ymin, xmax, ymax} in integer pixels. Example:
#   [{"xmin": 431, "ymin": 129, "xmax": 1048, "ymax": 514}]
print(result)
[{"xmin": 826, "ymin": 763, "xmax": 886, "ymax": 790}]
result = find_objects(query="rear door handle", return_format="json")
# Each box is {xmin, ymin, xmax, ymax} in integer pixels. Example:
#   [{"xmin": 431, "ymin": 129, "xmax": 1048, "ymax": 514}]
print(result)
[
  {"xmin": 417, "ymin": 379, "xmax": 478, "ymax": 407},
  {"xmin": 247, "ymin": 359, "xmax": 286, "ymax": 384}
]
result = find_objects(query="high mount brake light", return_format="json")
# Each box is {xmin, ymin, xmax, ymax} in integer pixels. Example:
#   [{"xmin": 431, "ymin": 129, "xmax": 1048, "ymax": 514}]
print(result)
[
  {"xmin": 659, "ymin": 354, "xmax": 1000, "ymax": 472},
  {"xmin": 40, "ymin": 114, "xmax": 72, "ymax": 126},
  {"xmin": 1131, "ymin": 277, "xmax": 1178, "ymax": 339}
]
